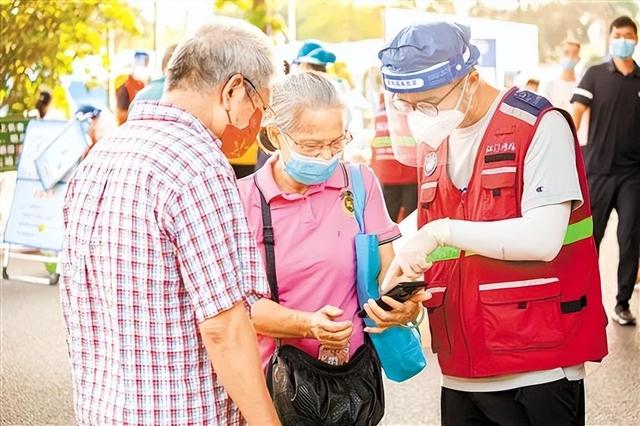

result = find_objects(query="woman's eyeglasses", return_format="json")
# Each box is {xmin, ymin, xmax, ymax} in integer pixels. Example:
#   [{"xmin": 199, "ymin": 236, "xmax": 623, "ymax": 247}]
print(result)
[{"xmin": 281, "ymin": 130, "xmax": 353, "ymax": 157}]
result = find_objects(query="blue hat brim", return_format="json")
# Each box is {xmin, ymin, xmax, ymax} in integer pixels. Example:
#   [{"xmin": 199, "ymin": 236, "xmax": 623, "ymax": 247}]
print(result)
[{"xmin": 382, "ymin": 44, "xmax": 480, "ymax": 93}]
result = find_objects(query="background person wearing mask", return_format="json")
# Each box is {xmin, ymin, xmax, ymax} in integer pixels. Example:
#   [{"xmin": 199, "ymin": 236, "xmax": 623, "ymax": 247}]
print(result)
[
  {"xmin": 379, "ymin": 21, "xmax": 607, "ymax": 425},
  {"xmin": 571, "ymin": 16, "xmax": 640, "ymax": 326},
  {"xmin": 543, "ymin": 40, "xmax": 582, "ymax": 111},
  {"xmin": 543, "ymin": 40, "xmax": 589, "ymax": 146},
  {"xmin": 60, "ymin": 18, "xmax": 280, "ymax": 425}
]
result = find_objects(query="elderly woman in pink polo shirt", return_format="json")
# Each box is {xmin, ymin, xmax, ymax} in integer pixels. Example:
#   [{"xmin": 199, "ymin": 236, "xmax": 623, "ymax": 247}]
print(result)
[{"xmin": 237, "ymin": 71, "xmax": 423, "ymax": 373}]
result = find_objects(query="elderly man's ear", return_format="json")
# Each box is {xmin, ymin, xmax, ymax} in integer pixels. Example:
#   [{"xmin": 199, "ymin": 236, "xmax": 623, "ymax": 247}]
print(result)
[{"xmin": 220, "ymin": 74, "xmax": 248, "ymax": 110}]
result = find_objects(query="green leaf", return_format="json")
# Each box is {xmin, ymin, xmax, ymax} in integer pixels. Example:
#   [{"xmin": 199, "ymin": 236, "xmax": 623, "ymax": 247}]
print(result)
[{"xmin": 1, "ymin": 0, "xmax": 139, "ymax": 113}]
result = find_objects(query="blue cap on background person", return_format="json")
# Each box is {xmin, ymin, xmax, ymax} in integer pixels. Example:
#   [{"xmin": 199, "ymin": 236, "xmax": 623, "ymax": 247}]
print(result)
[
  {"xmin": 378, "ymin": 21, "xmax": 480, "ymax": 93},
  {"xmin": 295, "ymin": 40, "xmax": 337, "ymax": 66},
  {"xmin": 296, "ymin": 40, "xmax": 323, "ymax": 59}
]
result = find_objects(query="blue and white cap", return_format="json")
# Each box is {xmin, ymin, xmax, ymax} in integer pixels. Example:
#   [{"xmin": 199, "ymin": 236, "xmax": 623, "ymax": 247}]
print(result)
[
  {"xmin": 378, "ymin": 21, "xmax": 480, "ymax": 93},
  {"xmin": 295, "ymin": 40, "xmax": 337, "ymax": 66}
]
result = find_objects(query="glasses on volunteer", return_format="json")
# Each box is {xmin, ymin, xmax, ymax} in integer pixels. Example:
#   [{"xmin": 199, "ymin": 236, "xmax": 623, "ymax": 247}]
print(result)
[
  {"xmin": 390, "ymin": 76, "xmax": 465, "ymax": 117},
  {"xmin": 280, "ymin": 129, "xmax": 353, "ymax": 158}
]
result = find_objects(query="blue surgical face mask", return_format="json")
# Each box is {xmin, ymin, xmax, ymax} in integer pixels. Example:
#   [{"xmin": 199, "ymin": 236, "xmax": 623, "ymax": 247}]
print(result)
[
  {"xmin": 282, "ymin": 145, "xmax": 340, "ymax": 185},
  {"xmin": 609, "ymin": 38, "xmax": 637, "ymax": 59},
  {"xmin": 560, "ymin": 57, "xmax": 578, "ymax": 70}
]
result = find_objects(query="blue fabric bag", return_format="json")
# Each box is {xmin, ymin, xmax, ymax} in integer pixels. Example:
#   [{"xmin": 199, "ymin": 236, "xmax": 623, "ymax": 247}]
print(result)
[{"xmin": 349, "ymin": 164, "xmax": 426, "ymax": 382}]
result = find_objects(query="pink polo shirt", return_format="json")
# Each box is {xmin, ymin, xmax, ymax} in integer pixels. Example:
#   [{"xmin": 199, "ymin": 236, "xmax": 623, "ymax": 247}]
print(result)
[{"xmin": 237, "ymin": 156, "xmax": 401, "ymax": 368}]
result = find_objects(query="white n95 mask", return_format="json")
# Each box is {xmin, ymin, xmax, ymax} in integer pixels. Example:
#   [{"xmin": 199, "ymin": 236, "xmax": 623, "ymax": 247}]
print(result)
[
  {"xmin": 407, "ymin": 76, "xmax": 471, "ymax": 149},
  {"xmin": 407, "ymin": 108, "xmax": 465, "ymax": 149}
]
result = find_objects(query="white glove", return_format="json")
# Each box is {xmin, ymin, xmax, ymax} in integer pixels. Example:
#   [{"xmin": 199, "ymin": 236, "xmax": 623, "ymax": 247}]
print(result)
[{"xmin": 382, "ymin": 218, "xmax": 451, "ymax": 292}]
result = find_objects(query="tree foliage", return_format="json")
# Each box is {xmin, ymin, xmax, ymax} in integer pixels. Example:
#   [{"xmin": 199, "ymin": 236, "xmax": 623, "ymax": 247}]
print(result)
[
  {"xmin": 215, "ymin": 0, "xmax": 285, "ymax": 34},
  {"xmin": 0, "ymin": 0, "xmax": 139, "ymax": 114}
]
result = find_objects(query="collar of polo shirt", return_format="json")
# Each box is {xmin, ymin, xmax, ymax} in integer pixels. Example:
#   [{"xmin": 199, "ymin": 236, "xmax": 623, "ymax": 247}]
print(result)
[{"xmin": 607, "ymin": 59, "xmax": 640, "ymax": 77}]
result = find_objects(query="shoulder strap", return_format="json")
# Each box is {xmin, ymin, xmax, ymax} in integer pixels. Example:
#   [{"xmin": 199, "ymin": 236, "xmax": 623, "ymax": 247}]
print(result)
[
  {"xmin": 349, "ymin": 164, "xmax": 366, "ymax": 233},
  {"xmin": 254, "ymin": 175, "xmax": 279, "ymax": 303}
]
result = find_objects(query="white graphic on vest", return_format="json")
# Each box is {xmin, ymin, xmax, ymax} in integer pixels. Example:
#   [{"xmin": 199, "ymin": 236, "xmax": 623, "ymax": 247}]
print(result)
[{"xmin": 486, "ymin": 142, "xmax": 516, "ymax": 154}]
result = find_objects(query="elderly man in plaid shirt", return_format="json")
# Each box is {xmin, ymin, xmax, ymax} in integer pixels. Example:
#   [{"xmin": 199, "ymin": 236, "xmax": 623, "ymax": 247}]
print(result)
[{"xmin": 60, "ymin": 18, "xmax": 280, "ymax": 425}]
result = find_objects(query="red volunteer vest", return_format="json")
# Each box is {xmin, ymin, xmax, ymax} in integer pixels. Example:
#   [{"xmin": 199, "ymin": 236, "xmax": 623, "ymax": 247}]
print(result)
[
  {"xmin": 370, "ymin": 94, "xmax": 417, "ymax": 185},
  {"xmin": 418, "ymin": 88, "xmax": 608, "ymax": 378}
]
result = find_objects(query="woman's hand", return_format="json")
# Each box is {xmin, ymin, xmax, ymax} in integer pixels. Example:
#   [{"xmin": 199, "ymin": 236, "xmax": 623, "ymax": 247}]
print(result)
[
  {"xmin": 363, "ymin": 291, "xmax": 431, "ymax": 334},
  {"xmin": 307, "ymin": 305, "xmax": 353, "ymax": 348}
]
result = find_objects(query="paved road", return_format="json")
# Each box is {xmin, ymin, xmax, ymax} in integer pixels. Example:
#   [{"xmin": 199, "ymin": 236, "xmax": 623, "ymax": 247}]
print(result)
[{"xmin": 1, "ymin": 216, "xmax": 638, "ymax": 425}]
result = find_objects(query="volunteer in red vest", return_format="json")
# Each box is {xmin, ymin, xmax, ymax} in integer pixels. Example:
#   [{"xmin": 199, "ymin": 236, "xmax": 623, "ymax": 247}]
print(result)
[
  {"xmin": 375, "ymin": 22, "xmax": 608, "ymax": 425},
  {"xmin": 370, "ymin": 92, "xmax": 418, "ymax": 222}
]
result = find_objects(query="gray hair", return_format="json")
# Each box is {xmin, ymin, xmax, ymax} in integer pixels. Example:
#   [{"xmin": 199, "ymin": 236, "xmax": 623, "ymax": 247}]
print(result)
[
  {"xmin": 166, "ymin": 18, "xmax": 277, "ymax": 92},
  {"xmin": 263, "ymin": 71, "xmax": 345, "ymax": 133}
]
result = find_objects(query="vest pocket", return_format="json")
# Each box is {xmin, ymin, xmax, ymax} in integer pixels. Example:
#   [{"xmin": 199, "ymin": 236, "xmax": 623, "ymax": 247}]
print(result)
[
  {"xmin": 478, "ymin": 278, "xmax": 565, "ymax": 352},
  {"xmin": 479, "ymin": 167, "xmax": 517, "ymax": 220},
  {"xmin": 423, "ymin": 283, "xmax": 450, "ymax": 354}
]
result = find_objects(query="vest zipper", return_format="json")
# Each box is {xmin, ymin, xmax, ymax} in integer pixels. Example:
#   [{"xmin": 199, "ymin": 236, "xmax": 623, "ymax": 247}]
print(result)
[{"xmin": 459, "ymin": 188, "xmax": 473, "ymax": 375}]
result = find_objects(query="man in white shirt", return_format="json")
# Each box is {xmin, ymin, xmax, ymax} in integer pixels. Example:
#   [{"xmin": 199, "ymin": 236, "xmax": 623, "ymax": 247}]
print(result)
[
  {"xmin": 543, "ymin": 40, "xmax": 589, "ymax": 145},
  {"xmin": 543, "ymin": 40, "xmax": 581, "ymax": 111}
]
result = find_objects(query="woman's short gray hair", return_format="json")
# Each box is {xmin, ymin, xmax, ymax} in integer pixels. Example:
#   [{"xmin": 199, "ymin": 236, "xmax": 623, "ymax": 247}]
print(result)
[
  {"xmin": 166, "ymin": 18, "xmax": 277, "ymax": 91},
  {"xmin": 263, "ymin": 71, "xmax": 345, "ymax": 133}
]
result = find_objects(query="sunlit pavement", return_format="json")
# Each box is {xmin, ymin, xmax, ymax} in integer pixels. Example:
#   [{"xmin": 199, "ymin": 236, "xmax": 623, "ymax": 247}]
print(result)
[{"xmin": 1, "ymin": 215, "xmax": 638, "ymax": 425}]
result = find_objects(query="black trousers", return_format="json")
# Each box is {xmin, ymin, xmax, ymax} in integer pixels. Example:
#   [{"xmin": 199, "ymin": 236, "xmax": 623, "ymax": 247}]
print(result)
[
  {"xmin": 588, "ymin": 172, "xmax": 640, "ymax": 310},
  {"xmin": 442, "ymin": 379, "xmax": 585, "ymax": 426},
  {"xmin": 382, "ymin": 183, "xmax": 417, "ymax": 222}
]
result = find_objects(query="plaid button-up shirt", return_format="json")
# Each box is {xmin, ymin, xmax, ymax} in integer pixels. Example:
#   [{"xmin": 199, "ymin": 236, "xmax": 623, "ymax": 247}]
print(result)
[{"xmin": 60, "ymin": 102, "xmax": 269, "ymax": 425}]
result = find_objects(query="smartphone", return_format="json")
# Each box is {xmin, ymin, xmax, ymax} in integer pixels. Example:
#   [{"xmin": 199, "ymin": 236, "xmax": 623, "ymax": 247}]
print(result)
[{"xmin": 358, "ymin": 281, "xmax": 425, "ymax": 318}]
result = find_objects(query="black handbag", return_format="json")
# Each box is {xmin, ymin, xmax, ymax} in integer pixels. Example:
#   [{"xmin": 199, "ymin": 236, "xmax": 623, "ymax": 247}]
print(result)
[{"xmin": 256, "ymin": 180, "xmax": 385, "ymax": 426}]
